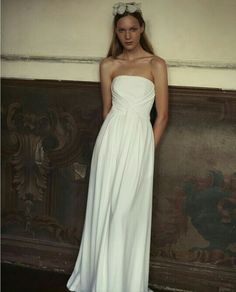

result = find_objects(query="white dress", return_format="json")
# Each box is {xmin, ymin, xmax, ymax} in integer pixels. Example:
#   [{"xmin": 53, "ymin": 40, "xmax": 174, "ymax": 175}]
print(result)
[{"xmin": 67, "ymin": 75, "xmax": 155, "ymax": 292}]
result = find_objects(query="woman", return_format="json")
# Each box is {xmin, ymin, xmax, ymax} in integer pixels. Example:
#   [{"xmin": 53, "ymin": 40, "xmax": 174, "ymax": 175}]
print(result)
[{"xmin": 67, "ymin": 2, "xmax": 168, "ymax": 292}]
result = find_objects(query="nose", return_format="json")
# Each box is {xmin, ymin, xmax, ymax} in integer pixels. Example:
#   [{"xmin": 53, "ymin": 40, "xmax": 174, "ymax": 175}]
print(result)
[{"xmin": 125, "ymin": 30, "xmax": 131, "ymax": 39}]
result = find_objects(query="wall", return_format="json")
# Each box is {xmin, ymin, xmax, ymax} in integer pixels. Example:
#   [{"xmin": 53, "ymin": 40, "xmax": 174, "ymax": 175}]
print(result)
[
  {"xmin": 2, "ymin": 0, "xmax": 236, "ymax": 89},
  {"xmin": 2, "ymin": 79, "xmax": 236, "ymax": 292}
]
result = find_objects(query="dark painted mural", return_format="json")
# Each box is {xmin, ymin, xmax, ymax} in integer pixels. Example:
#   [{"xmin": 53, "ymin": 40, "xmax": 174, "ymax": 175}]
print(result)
[
  {"xmin": 1, "ymin": 79, "xmax": 236, "ymax": 291},
  {"xmin": 184, "ymin": 171, "xmax": 236, "ymax": 264},
  {"xmin": 148, "ymin": 88, "xmax": 236, "ymax": 291},
  {"xmin": 151, "ymin": 171, "xmax": 236, "ymax": 266},
  {"xmin": 1, "ymin": 80, "xmax": 102, "ymax": 246}
]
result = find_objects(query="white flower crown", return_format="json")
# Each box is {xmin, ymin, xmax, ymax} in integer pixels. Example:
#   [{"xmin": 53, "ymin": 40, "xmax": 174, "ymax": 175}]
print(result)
[{"xmin": 112, "ymin": 2, "xmax": 142, "ymax": 16}]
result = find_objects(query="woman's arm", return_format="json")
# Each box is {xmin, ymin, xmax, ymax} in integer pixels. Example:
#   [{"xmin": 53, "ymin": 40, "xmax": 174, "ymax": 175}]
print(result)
[
  {"xmin": 151, "ymin": 57, "xmax": 169, "ymax": 147},
  {"xmin": 99, "ymin": 58, "xmax": 113, "ymax": 120}
]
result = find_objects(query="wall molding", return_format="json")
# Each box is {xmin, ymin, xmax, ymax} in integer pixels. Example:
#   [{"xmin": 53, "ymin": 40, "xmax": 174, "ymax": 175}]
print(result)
[
  {"xmin": 2, "ymin": 235, "xmax": 235, "ymax": 291},
  {"xmin": 149, "ymin": 259, "xmax": 236, "ymax": 292},
  {"xmin": 1, "ymin": 54, "xmax": 236, "ymax": 69}
]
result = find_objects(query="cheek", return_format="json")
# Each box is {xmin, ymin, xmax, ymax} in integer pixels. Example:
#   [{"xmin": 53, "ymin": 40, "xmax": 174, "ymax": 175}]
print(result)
[
  {"xmin": 134, "ymin": 32, "xmax": 141, "ymax": 41},
  {"xmin": 116, "ymin": 32, "xmax": 121, "ymax": 38},
  {"xmin": 116, "ymin": 33, "xmax": 125, "ymax": 42}
]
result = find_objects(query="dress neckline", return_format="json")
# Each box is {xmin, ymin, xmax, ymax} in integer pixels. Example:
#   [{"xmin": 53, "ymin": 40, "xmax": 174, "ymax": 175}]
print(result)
[{"xmin": 112, "ymin": 75, "xmax": 155, "ymax": 87}]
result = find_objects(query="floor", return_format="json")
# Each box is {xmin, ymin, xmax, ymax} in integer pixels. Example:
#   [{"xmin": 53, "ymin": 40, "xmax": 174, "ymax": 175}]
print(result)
[
  {"xmin": 2, "ymin": 263, "xmax": 69, "ymax": 292},
  {"xmin": 1, "ymin": 263, "xmax": 161, "ymax": 292}
]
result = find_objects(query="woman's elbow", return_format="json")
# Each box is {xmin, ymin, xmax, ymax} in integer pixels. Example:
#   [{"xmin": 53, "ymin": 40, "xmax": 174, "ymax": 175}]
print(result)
[{"xmin": 158, "ymin": 113, "xmax": 168, "ymax": 124}]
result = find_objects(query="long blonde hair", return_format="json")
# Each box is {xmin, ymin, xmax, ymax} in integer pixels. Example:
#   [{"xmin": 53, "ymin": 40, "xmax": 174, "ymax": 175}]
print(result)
[{"xmin": 107, "ymin": 11, "xmax": 154, "ymax": 58}]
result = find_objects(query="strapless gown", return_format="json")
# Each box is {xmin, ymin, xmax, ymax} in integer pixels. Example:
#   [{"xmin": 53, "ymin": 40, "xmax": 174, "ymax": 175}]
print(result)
[{"xmin": 67, "ymin": 75, "xmax": 155, "ymax": 292}]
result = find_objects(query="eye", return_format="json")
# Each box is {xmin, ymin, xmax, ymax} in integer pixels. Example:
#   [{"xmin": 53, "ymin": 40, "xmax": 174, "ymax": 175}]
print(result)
[
  {"xmin": 117, "ymin": 28, "xmax": 125, "ymax": 33},
  {"xmin": 130, "ymin": 27, "xmax": 138, "ymax": 32}
]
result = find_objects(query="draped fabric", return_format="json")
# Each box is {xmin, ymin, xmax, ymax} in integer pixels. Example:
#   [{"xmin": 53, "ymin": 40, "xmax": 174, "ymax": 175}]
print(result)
[{"xmin": 67, "ymin": 75, "xmax": 155, "ymax": 292}]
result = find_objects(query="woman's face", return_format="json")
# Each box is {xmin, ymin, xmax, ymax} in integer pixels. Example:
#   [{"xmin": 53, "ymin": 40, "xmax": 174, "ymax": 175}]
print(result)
[{"xmin": 115, "ymin": 15, "xmax": 144, "ymax": 51}]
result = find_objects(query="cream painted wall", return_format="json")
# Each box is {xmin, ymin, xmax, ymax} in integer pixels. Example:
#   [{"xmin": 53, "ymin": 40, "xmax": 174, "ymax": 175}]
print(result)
[{"xmin": 1, "ymin": 0, "xmax": 236, "ymax": 89}]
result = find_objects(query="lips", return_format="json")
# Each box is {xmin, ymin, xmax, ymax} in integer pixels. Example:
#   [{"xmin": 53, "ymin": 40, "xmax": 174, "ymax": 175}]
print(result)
[{"xmin": 125, "ymin": 42, "xmax": 133, "ymax": 46}]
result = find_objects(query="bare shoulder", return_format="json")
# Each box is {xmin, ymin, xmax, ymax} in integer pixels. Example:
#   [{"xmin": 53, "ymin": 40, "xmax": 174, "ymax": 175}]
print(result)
[
  {"xmin": 150, "ymin": 55, "xmax": 167, "ymax": 72},
  {"xmin": 100, "ymin": 57, "xmax": 116, "ymax": 70},
  {"xmin": 100, "ymin": 57, "xmax": 115, "ymax": 81}
]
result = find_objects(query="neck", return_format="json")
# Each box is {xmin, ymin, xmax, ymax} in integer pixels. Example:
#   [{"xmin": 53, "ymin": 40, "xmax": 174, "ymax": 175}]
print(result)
[{"xmin": 122, "ymin": 45, "xmax": 145, "ymax": 61}]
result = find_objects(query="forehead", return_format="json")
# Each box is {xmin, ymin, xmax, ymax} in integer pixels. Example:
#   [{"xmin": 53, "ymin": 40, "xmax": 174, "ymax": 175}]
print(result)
[{"xmin": 116, "ymin": 15, "xmax": 140, "ymax": 28}]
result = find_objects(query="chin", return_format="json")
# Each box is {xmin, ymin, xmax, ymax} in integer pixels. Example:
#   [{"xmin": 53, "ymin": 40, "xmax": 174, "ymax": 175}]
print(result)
[{"xmin": 124, "ymin": 45, "xmax": 137, "ymax": 51}]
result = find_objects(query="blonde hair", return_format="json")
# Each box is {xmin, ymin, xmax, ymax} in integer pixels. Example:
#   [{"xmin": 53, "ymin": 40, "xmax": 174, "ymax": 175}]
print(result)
[{"xmin": 107, "ymin": 11, "xmax": 154, "ymax": 58}]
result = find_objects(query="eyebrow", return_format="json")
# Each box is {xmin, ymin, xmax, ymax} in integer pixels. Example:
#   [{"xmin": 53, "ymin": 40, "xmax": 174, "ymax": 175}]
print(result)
[{"xmin": 117, "ymin": 26, "xmax": 138, "ymax": 30}]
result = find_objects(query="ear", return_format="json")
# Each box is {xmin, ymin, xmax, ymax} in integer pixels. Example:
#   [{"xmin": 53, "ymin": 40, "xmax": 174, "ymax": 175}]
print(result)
[{"xmin": 140, "ymin": 24, "xmax": 144, "ymax": 34}]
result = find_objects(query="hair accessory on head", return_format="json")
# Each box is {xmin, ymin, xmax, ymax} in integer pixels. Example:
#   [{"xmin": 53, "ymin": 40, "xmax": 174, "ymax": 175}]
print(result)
[{"xmin": 112, "ymin": 2, "xmax": 142, "ymax": 16}]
